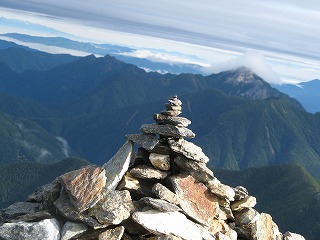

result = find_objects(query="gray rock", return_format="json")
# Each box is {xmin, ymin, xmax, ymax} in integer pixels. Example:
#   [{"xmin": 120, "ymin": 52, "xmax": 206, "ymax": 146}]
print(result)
[
  {"xmin": 59, "ymin": 165, "xmax": 106, "ymax": 213},
  {"xmin": 152, "ymin": 183, "xmax": 180, "ymax": 205},
  {"xmin": 26, "ymin": 180, "xmax": 61, "ymax": 210},
  {"xmin": 103, "ymin": 140, "xmax": 134, "ymax": 191},
  {"xmin": 0, "ymin": 218, "xmax": 60, "ymax": 240},
  {"xmin": 126, "ymin": 133, "xmax": 159, "ymax": 151},
  {"xmin": 132, "ymin": 210, "xmax": 202, "ymax": 240},
  {"xmin": 150, "ymin": 143, "xmax": 172, "ymax": 155},
  {"xmin": 251, "ymin": 213, "xmax": 282, "ymax": 240},
  {"xmin": 54, "ymin": 190, "xmax": 106, "ymax": 229},
  {"xmin": 168, "ymin": 96, "xmax": 182, "ymax": 106},
  {"xmin": 140, "ymin": 197, "xmax": 181, "ymax": 212},
  {"xmin": 161, "ymin": 110, "xmax": 182, "ymax": 117},
  {"xmin": 165, "ymin": 103, "xmax": 182, "ymax": 111},
  {"xmin": 61, "ymin": 221, "xmax": 88, "ymax": 240},
  {"xmin": 10, "ymin": 211, "xmax": 53, "ymax": 223},
  {"xmin": 234, "ymin": 186, "xmax": 249, "ymax": 200},
  {"xmin": 130, "ymin": 165, "xmax": 169, "ymax": 180},
  {"xmin": 283, "ymin": 231, "xmax": 306, "ymax": 240},
  {"xmin": 174, "ymin": 155, "xmax": 214, "ymax": 183},
  {"xmin": 1, "ymin": 202, "xmax": 41, "ymax": 222},
  {"xmin": 98, "ymin": 226, "xmax": 125, "ymax": 240},
  {"xmin": 206, "ymin": 179, "xmax": 235, "ymax": 201},
  {"xmin": 154, "ymin": 114, "xmax": 191, "ymax": 127},
  {"xmin": 149, "ymin": 153, "xmax": 171, "ymax": 170},
  {"xmin": 89, "ymin": 190, "xmax": 134, "ymax": 225},
  {"xmin": 140, "ymin": 123, "xmax": 195, "ymax": 138},
  {"xmin": 196, "ymin": 224, "xmax": 216, "ymax": 240},
  {"xmin": 234, "ymin": 208, "xmax": 259, "ymax": 226},
  {"xmin": 168, "ymin": 138, "xmax": 209, "ymax": 163},
  {"xmin": 231, "ymin": 196, "xmax": 256, "ymax": 211}
]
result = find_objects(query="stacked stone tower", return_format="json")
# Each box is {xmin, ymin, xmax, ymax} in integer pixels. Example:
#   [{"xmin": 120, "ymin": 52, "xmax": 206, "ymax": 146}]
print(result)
[{"xmin": 0, "ymin": 96, "xmax": 304, "ymax": 240}]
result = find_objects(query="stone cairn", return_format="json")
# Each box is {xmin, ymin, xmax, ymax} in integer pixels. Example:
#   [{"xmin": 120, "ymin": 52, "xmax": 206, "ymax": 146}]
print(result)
[{"xmin": 0, "ymin": 96, "xmax": 304, "ymax": 240}]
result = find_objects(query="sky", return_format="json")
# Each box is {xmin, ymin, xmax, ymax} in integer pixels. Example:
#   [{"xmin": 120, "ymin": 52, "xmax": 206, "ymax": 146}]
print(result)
[{"xmin": 0, "ymin": 0, "xmax": 320, "ymax": 84}]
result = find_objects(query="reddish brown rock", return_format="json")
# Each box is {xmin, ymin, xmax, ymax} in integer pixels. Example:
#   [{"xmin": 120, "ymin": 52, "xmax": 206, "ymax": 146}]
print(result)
[
  {"xmin": 59, "ymin": 165, "xmax": 106, "ymax": 213},
  {"xmin": 169, "ymin": 175, "xmax": 220, "ymax": 226}
]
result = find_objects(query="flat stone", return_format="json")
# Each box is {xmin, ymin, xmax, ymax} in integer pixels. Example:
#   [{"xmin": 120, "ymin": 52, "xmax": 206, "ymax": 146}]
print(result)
[
  {"xmin": 174, "ymin": 155, "xmax": 214, "ymax": 183},
  {"xmin": 0, "ymin": 218, "xmax": 60, "ymax": 240},
  {"xmin": 140, "ymin": 197, "xmax": 181, "ymax": 212},
  {"xmin": 168, "ymin": 97, "xmax": 182, "ymax": 106},
  {"xmin": 168, "ymin": 138, "xmax": 208, "ymax": 163},
  {"xmin": 150, "ymin": 143, "xmax": 172, "ymax": 155},
  {"xmin": 196, "ymin": 224, "xmax": 216, "ymax": 240},
  {"xmin": 99, "ymin": 226, "xmax": 125, "ymax": 240},
  {"xmin": 88, "ymin": 190, "xmax": 133, "ymax": 225},
  {"xmin": 231, "ymin": 196, "xmax": 256, "ymax": 211},
  {"xmin": 149, "ymin": 153, "xmax": 171, "ymax": 170},
  {"xmin": 130, "ymin": 165, "xmax": 169, "ymax": 180},
  {"xmin": 126, "ymin": 134, "xmax": 159, "ymax": 151},
  {"xmin": 1, "ymin": 202, "xmax": 41, "ymax": 222},
  {"xmin": 165, "ymin": 103, "xmax": 182, "ymax": 111},
  {"xmin": 161, "ymin": 110, "xmax": 182, "ymax": 116},
  {"xmin": 169, "ymin": 175, "xmax": 220, "ymax": 226},
  {"xmin": 10, "ymin": 211, "xmax": 53, "ymax": 223},
  {"xmin": 152, "ymin": 183, "xmax": 180, "ymax": 205},
  {"xmin": 206, "ymin": 179, "xmax": 236, "ymax": 201},
  {"xmin": 59, "ymin": 165, "xmax": 106, "ymax": 212},
  {"xmin": 103, "ymin": 140, "xmax": 133, "ymax": 191},
  {"xmin": 132, "ymin": 210, "xmax": 202, "ymax": 240},
  {"xmin": 283, "ymin": 231, "xmax": 306, "ymax": 240},
  {"xmin": 147, "ymin": 235, "xmax": 182, "ymax": 240},
  {"xmin": 140, "ymin": 123, "xmax": 195, "ymax": 138},
  {"xmin": 54, "ymin": 189, "xmax": 106, "ymax": 229},
  {"xmin": 154, "ymin": 114, "xmax": 190, "ymax": 127},
  {"xmin": 26, "ymin": 180, "xmax": 61, "ymax": 210},
  {"xmin": 234, "ymin": 186, "xmax": 249, "ymax": 200},
  {"xmin": 117, "ymin": 173, "xmax": 155, "ymax": 200},
  {"xmin": 251, "ymin": 213, "xmax": 282, "ymax": 240},
  {"xmin": 234, "ymin": 208, "xmax": 259, "ymax": 226},
  {"xmin": 61, "ymin": 221, "xmax": 88, "ymax": 240}
]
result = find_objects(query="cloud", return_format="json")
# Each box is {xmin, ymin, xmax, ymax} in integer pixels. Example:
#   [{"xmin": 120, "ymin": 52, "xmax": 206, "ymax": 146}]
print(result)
[
  {"xmin": 203, "ymin": 51, "xmax": 283, "ymax": 84},
  {"xmin": 56, "ymin": 136, "xmax": 70, "ymax": 157}
]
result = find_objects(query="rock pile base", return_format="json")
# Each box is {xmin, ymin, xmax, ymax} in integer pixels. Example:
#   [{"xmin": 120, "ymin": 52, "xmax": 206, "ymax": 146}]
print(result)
[{"xmin": 0, "ymin": 96, "xmax": 305, "ymax": 240}]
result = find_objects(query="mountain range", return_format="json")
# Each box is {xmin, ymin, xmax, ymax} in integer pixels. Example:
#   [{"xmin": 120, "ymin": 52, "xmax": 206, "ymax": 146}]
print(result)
[
  {"xmin": 274, "ymin": 80, "xmax": 320, "ymax": 113},
  {"xmin": 0, "ymin": 35, "xmax": 320, "ymax": 239}
]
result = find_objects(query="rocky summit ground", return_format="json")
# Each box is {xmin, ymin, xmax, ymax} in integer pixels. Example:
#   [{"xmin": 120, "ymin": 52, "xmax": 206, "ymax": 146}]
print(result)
[{"xmin": 0, "ymin": 96, "xmax": 305, "ymax": 240}]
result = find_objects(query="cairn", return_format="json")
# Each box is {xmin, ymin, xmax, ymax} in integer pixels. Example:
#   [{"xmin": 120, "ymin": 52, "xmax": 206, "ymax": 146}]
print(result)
[{"xmin": 0, "ymin": 96, "xmax": 304, "ymax": 240}]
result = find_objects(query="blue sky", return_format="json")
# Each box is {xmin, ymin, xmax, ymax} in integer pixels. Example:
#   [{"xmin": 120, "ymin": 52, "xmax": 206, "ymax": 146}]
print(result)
[{"xmin": 0, "ymin": 0, "xmax": 319, "ymax": 84}]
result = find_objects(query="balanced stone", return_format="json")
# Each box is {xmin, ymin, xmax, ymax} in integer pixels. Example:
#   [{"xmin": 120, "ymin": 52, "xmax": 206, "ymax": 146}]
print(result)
[
  {"xmin": 234, "ymin": 208, "xmax": 259, "ymax": 226},
  {"xmin": 153, "ymin": 114, "xmax": 191, "ymax": 127},
  {"xmin": 141, "ymin": 123, "xmax": 195, "ymax": 138},
  {"xmin": 165, "ymin": 103, "xmax": 182, "ymax": 111},
  {"xmin": 126, "ymin": 133, "xmax": 159, "ymax": 151},
  {"xmin": 149, "ymin": 153, "xmax": 171, "ymax": 171},
  {"xmin": 168, "ymin": 138, "xmax": 209, "ymax": 163},
  {"xmin": 174, "ymin": 155, "xmax": 214, "ymax": 183},
  {"xmin": 251, "ymin": 213, "xmax": 282, "ymax": 240},
  {"xmin": 140, "ymin": 197, "xmax": 182, "ymax": 212},
  {"xmin": 231, "ymin": 196, "xmax": 256, "ymax": 211},
  {"xmin": 0, "ymin": 202, "xmax": 41, "ymax": 222},
  {"xmin": 130, "ymin": 165, "xmax": 169, "ymax": 180},
  {"xmin": 283, "ymin": 232, "xmax": 306, "ymax": 240},
  {"xmin": 206, "ymin": 179, "xmax": 236, "ymax": 201},
  {"xmin": 168, "ymin": 96, "xmax": 182, "ymax": 106},
  {"xmin": 152, "ymin": 183, "xmax": 180, "ymax": 205},
  {"xmin": 161, "ymin": 110, "xmax": 182, "ymax": 117},
  {"xmin": 98, "ymin": 226, "xmax": 125, "ymax": 240}
]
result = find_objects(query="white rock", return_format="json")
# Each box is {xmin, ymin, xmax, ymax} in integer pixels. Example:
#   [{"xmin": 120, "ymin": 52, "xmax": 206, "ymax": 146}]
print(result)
[
  {"xmin": 103, "ymin": 140, "xmax": 133, "ymax": 191},
  {"xmin": 149, "ymin": 153, "xmax": 171, "ymax": 171},
  {"xmin": 61, "ymin": 221, "xmax": 87, "ymax": 240},
  {"xmin": 231, "ymin": 196, "xmax": 256, "ymax": 211},
  {"xmin": 283, "ymin": 231, "xmax": 306, "ymax": 240},
  {"xmin": 0, "ymin": 218, "xmax": 60, "ymax": 240},
  {"xmin": 132, "ymin": 210, "xmax": 202, "ymax": 240}
]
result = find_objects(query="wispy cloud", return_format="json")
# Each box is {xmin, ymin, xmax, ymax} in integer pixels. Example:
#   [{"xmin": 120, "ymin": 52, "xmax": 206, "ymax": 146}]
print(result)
[{"xmin": 56, "ymin": 136, "xmax": 70, "ymax": 157}]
